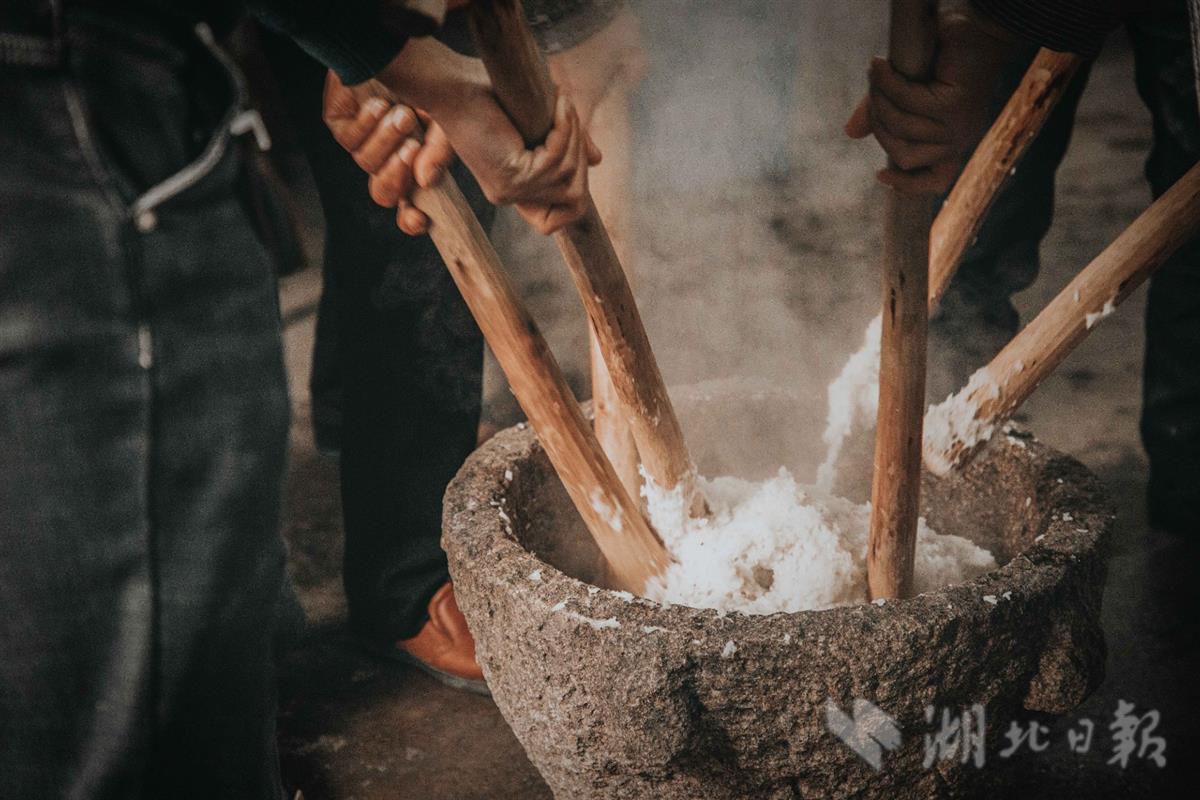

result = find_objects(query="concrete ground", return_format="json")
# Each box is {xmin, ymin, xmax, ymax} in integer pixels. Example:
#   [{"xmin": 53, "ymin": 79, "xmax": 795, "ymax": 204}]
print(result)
[{"xmin": 274, "ymin": 7, "xmax": 1195, "ymax": 797}]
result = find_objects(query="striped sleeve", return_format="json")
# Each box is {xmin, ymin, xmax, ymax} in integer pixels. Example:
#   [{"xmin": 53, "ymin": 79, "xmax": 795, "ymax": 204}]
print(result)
[{"xmin": 971, "ymin": 0, "xmax": 1121, "ymax": 56}]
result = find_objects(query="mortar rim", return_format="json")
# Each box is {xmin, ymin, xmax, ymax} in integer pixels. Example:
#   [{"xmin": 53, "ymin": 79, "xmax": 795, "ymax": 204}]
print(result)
[{"xmin": 442, "ymin": 385, "xmax": 1114, "ymax": 644}]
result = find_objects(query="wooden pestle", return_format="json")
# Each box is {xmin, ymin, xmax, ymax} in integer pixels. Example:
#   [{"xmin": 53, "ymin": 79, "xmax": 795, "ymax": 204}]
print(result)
[
  {"xmin": 468, "ymin": 0, "xmax": 706, "ymax": 517},
  {"xmin": 863, "ymin": 41, "xmax": 1079, "ymax": 598},
  {"xmin": 930, "ymin": 48, "xmax": 1083, "ymax": 306},
  {"xmin": 924, "ymin": 160, "xmax": 1200, "ymax": 475},
  {"xmin": 586, "ymin": 85, "xmax": 642, "ymax": 499},
  {"xmin": 823, "ymin": 47, "xmax": 1082, "ymax": 458},
  {"xmin": 407, "ymin": 140, "xmax": 671, "ymax": 593},
  {"xmin": 867, "ymin": 0, "xmax": 939, "ymax": 601}
]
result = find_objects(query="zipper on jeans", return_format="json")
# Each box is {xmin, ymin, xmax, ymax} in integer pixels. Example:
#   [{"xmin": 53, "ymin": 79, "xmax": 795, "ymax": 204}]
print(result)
[{"xmin": 137, "ymin": 323, "xmax": 153, "ymax": 370}]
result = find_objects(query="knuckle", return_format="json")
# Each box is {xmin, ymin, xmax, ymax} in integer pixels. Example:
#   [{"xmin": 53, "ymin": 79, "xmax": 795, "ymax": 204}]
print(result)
[
  {"xmin": 368, "ymin": 181, "xmax": 392, "ymax": 207},
  {"xmin": 892, "ymin": 149, "xmax": 918, "ymax": 171}
]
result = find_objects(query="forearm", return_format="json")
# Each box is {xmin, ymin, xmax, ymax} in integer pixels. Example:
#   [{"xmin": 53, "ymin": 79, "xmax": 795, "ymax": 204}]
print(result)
[{"xmin": 371, "ymin": 36, "xmax": 491, "ymax": 122}]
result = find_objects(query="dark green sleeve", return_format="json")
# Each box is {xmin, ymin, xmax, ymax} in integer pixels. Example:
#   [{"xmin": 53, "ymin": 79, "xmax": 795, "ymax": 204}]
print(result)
[{"xmin": 249, "ymin": 0, "xmax": 439, "ymax": 84}]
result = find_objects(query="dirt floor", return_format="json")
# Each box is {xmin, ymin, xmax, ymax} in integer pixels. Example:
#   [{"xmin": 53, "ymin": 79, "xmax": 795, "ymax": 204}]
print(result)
[{"xmin": 274, "ymin": 11, "xmax": 1196, "ymax": 798}]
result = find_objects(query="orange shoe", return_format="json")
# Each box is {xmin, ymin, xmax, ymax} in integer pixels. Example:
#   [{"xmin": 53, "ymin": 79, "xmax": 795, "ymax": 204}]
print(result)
[{"xmin": 392, "ymin": 582, "xmax": 489, "ymax": 695}]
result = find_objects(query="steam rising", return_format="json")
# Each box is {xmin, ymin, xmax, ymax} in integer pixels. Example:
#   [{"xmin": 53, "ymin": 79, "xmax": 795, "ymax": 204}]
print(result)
[{"xmin": 487, "ymin": 0, "xmax": 893, "ymax": 484}]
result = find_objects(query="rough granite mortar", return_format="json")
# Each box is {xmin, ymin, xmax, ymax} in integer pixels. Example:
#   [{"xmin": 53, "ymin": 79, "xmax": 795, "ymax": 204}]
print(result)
[{"xmin": 442, "ymin": 387, "xmax": 1111, "ymax": 799}]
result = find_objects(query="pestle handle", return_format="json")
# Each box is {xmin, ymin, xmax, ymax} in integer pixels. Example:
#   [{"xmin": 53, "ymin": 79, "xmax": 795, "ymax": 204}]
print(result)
[
  {"xmin": 408, "ymin": 139, "xmax": 671, "ymax": 593},
  {"xmin": 930, "ymin": 49, "xmax": 1083, "ymax": 308},
  {"xmin": 587, "ymin": 89, "xmax": 643, "ymax": 498},
  {"xmin": 822, "ymin": 48, "xmax": 1082, "ymax": 498},
  {"xmin": 468, "ymin": 0, "xmax": 706, "ymax": 517},
  {"xmin": 886, "ymin": 0, "xmax": 938, "ymax": 79},
  {"xmin": 467, "ymin": 0, "xmax": 556, "ymax": 145},
  {"xmin": 925, "ymin": 159, "xmax": 1200, "ymax": 474},
  {"xmin": 867, "ymin": 0, "xmax": 940, "ymax": 601}
]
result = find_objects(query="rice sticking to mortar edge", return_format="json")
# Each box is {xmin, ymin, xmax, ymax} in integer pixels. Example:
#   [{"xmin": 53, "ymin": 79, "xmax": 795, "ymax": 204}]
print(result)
[{"xmin": 923, "ymin": 367, "xmax": 1002, "ymax": 476}]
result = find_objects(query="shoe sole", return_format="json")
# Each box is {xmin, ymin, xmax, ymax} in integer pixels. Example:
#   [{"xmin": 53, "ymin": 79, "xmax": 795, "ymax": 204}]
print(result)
[{"xmin": 362, "ymin": 640, "xmax": 492, "ymax": 697}]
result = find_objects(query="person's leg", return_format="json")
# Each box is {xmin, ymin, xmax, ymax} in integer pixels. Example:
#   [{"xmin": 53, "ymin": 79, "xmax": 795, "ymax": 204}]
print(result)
[
  {"xmin": 0, "ymin": 67, "xmax": 157, "ymax": 800},
  {"xmin": 335, "ymin": 166, "xmax": 491, "ymax": 642},
  {"xmin": 140, "ymin": 161, "xmax": 291, "ymax": 798},
  {"xmin": 1127, "ymin": 0, "xmax": 1200, "ymax": 533},
  {"xmin": 309, "ymin": 270, "xmax": 344, "ymax": 457},
  {"xmin": 259, "ymin": 30, "xmax": 493, "ymax": 643},
  {"xmin": 0, "ymin": 22, "xmax": 289, "ymax": 799},
  {"xmin": 928, "ymin": 49, "xmax": 1092, "ymax": 400}
]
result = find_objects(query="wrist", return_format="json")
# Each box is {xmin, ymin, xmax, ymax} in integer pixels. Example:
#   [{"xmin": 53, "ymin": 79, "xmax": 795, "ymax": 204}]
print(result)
[
  {"xmin": 955, "ymin": 0, "xmax": 1021, "ymax": 51},
  {"xmin": 939, "ymin": 0, "xmax": 1021, "ymax": 80}
]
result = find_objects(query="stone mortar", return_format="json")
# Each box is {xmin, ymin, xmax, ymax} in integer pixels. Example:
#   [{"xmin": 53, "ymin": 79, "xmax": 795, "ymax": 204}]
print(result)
[{"xmin": 443, "ymin": 384, "xmax": 1112, "ymax": 799}]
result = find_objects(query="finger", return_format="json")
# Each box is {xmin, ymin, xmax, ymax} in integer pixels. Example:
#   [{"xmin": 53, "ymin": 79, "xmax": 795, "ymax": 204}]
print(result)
[
  {"xmin": 328, "ymin": 95, "xmax": 392, "ymax": 152},
  {"xmin": 542, "ymin": 202, "xmax": 587, "ymax": 233},
  {"xmin": 551, "ymin": 104, "xmax": 585, "ymax": 185},
  {"xmin": 413, "ymin": 122, "xmax": 456, "ymax": 188},
  {"xmin": 872, "ymin": 125, "xmax": 956, "ymax": 172},
  {"xmin": 868, "ymin": 56, "xmax": 946, "ymax": 118},
  {"xmin": 523, "ymin": 101, "xmax": 586, "ymax": 202},
  {"xmin": 870, "ymin": 90, "xmax": 951, "ymax": 144},
  {"xmin": 529, "ymin": 95, "xmax": 575, "ymax": 180},
  {"xmin": 367, "ymin": 145, "xmax": 417, "ymax": 208},
  {"xmin": 515, "ymin": 202, "xmax": 563, "ymax": 236},
  {"xmin": 844, "ymin": 94, "xmax": 872, "ymax": 139},
  {"xmin": 584, "ymin": 131, "xmax": 602, "ymax": 167},
  {"xmin": 353, "ymin": 105, "xmax": 419, "ymax": 173},
  {"xmin": 876, "ymin": 160, "xmax": 958, "ymax": 195},
  {"xmin": 396, "ymin": 202, "xmax": 429, "ymax": 236},
  {"xmin": 563, "ymin": 118, "xmax": 591, "ymax": 208}
]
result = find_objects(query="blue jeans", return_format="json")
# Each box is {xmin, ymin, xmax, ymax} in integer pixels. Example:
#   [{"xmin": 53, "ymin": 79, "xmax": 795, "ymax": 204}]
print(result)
[{"xmin": 0, "ymin": 13, "xmax": 290, "ymax": 799}]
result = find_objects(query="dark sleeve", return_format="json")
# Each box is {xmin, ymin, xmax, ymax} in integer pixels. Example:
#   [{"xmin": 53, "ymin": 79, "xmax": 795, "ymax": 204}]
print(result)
[
  {"xmin": 970, "ymin": 0, "xmax": 1122, "ymax": 57},
  {"xmin": 249, "ymin": 1, "xmax": 440, "ymax": 84}
]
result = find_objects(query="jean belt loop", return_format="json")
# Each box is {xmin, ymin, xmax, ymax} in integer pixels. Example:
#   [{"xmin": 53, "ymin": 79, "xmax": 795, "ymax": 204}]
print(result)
[{"xmin": 129, "ymin": 22, "xmax": 272, "ymax": 226}]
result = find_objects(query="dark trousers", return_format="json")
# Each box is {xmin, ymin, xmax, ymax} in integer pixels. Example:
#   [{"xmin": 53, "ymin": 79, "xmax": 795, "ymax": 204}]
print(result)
[
  {"xmin": 936, "ymin": 0, "xmax": 1200, "ymax": 526},
  {"xmin": 260, "ymin": 31, "xmax": 493, "ymax": 643},
  {"xmin": 0, "ymin": 16, "xmax": 289, "ymax": 800}
]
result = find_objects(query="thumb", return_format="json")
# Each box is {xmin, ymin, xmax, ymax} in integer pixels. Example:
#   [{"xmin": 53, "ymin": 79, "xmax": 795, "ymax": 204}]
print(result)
[
  {"xmin": 515, "ymin": 202, "xmax": 567, "ymax": 236},
  {"xmin": 322, "ymin": 70, "xmax": 358, "ymax": 124},
  {"xmin": 844, "ymin": 94, "xmax": 872, "ymax": 139}
]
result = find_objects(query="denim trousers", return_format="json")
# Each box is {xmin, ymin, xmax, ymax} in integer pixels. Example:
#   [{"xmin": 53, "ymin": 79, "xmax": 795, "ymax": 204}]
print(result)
[
  {"xmin": 0, "ymin": 15, "xmax": 289, "ymax": 799},
  {"xmin": 937, "ymin": 0, "xmax": 1200, "ymax": 524}
]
